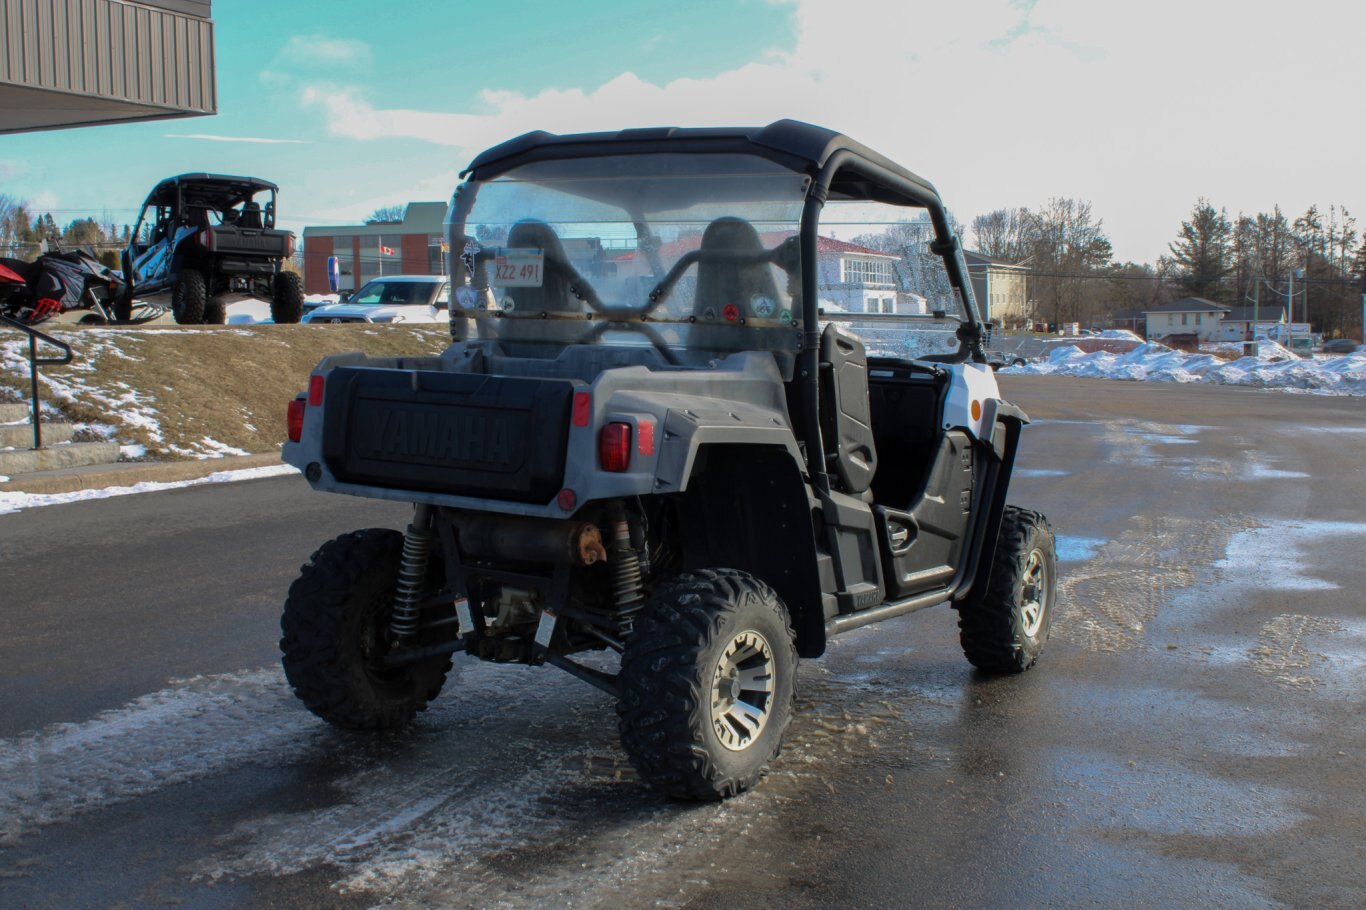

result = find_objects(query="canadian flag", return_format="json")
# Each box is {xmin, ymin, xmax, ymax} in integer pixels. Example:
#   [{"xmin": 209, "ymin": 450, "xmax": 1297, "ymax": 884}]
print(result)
[{"xmin": 379, "ymin": 245, "xmax": 395, "ymax": 256}]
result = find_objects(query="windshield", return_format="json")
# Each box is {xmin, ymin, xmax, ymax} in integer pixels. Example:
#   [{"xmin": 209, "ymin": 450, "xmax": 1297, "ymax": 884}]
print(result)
[
  {"xmin": 450, "ymin": 154, "xmax": 809, "ymax": 369},
  {"xmin": 350, "ymin": 280, "xmax": 439, "ymax": 307},
  {"xmin": 816, "ymin": 199, "xmax": 970, "ymax": 361}
]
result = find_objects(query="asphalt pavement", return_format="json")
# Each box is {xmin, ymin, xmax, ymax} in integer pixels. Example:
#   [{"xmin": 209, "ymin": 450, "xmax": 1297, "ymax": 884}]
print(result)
[{"xmin": 1, "ymin": 375, "xmax": 1362, "ymax": 909}]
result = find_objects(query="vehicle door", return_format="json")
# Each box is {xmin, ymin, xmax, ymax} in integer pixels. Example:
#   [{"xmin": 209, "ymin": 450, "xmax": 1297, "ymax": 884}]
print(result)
[{"xmin": 129, "ymin": 202, "xmax": 176, "ymax": 290}]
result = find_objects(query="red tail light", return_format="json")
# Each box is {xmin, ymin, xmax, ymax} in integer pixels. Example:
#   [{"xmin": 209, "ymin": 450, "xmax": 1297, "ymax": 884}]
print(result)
[
  {"xmin": 287, "ymin": 398, "xmax": 305, "ymax": 442},
  {"xmin": 284, "ymin": 233, "xmax": 296, "ymax": 257},
  {"xmin": 197, "ymin": 228, "xmax": 216, "ymax": 252},
  {"xmin": 572, "ymin": 391, "xmax": 591, "ymax": 427},
  {"xmin": 308, "ymin": 374, "xmax": 324, "ymax": 407},
  {"xmin": 598, "ymin": 422, "xmax": 632, "ymax": 472}
]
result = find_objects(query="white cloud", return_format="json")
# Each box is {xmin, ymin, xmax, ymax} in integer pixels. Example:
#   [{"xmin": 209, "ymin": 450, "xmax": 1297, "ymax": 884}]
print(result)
[
  {"xmin": 28, "ymin": 190, "xmax": 60, "ymax": 212},
  {"xmin": 165, "ymin": 134, "xmax": 309, "ymax": 144},
  {"xmin": 285, "ymin": 168, "xmax": 461, "ymax": 228},
  {"xmin": 279, "ymin": 34, "xmax": 372, "ymax": 69},
  {"xmin": 0, "ymin": 160, "xmax": 28, "ymax": 181},
  {"xmin": 294, "ymin": 0, "xmax": 1366, "ymax": 262}
]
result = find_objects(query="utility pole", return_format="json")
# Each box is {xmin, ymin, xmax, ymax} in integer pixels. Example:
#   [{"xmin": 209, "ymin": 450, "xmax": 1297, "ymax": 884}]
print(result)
[{"xmin": 1252, "ymin": 280, "xmax": 1260, "ymax": 354}]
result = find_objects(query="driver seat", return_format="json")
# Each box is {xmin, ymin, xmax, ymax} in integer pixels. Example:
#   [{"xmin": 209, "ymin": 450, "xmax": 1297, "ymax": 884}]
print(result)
[
  {"xmin": 695, "ymin": 217, "xmax": 780, "ymax": 320},
  {"xmin": 504, "ymin": 220, "xmax": 578, "ymax": 313},
  {"xmin": 239, "ymin": 201, "xmax": 263, "ymax": 229}
]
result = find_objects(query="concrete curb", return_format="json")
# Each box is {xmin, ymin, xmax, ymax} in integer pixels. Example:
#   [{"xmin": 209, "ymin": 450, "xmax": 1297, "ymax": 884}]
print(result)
[{"xmin": 0, "ymin": 452, "xmax": 285, "ymax": 495}]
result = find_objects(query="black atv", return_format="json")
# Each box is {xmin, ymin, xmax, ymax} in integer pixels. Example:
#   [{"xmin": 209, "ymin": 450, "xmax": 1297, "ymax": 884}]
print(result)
[
  {"xmin": 122, "ymin": 174, "xmax": 303, "ymax": 325},
  {"xmin": 281, "ymin": 120, "xmax": 1058, "ymax": 801}
]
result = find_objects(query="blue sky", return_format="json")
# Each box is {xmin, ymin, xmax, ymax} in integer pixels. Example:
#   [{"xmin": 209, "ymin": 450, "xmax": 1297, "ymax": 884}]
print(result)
[{"xmin": 2, "ymin": 0, "xmax": 1362, "ymax": 263}]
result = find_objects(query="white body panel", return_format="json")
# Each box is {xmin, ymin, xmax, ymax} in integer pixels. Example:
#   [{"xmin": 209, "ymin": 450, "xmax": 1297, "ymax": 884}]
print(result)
[{"xmin": 942, "ymin": 362, "xmax": 1001, "ymax": 440}]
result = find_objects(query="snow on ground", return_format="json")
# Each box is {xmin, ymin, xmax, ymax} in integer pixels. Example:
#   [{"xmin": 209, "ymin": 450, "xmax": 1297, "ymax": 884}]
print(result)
[
  {"xmin": 0, "ymin": 464, "xmax": 297, "ymax": 515},
  {"xmin": 1007, "ymin": 341, "xmax": 1366, "ymax": 396},
  {"xmin": 226, "ymin": 298, "xmax": 274, "ymax": 324}
]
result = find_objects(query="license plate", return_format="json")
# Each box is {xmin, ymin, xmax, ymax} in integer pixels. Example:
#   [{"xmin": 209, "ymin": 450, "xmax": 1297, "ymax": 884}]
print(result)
[{"xmin": 492, "ymin": 249, "xmax": 544, "ymax": 287}]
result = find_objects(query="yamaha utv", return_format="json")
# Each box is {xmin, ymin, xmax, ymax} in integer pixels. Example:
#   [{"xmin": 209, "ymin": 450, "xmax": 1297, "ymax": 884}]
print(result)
[
  {"xmin": 280, "ymin": 121, "xmax": 1057, "ymax": 800},
  {"xmin": 123, "ymin": 174, "xmax": 303, "ymax": 325}
]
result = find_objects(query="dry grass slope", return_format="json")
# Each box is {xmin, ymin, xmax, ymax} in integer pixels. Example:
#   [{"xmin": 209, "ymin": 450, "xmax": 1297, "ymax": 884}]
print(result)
[{"xmin": 0, "ymin": 324, "xmax": 451, "ymax": 460}]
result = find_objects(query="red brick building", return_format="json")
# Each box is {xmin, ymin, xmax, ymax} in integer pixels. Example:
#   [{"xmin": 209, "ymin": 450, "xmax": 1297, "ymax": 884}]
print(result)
[{"xmin": 302, "ymin": 202, "xmax": 447, "ymax": 294}]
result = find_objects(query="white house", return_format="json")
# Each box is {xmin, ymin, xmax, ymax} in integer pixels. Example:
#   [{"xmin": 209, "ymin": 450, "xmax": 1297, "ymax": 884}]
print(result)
[
  {"xmin": 816, "ymin": 237, "xmax": 927, "ymax": 315},
  {"xmin": 1144, "ymin": 297, "xmax": 1228, "ymax": 342}
]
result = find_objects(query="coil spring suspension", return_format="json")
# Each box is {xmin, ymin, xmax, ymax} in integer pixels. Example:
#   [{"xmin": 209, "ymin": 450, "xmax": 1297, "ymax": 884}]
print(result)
[
  {"xmin": 610, "ymin": 514, "xmax": 645, "ymax": 633},
  {"xmin": 389, "ymin": 504, "xmax": 433, "ymax": 643}
]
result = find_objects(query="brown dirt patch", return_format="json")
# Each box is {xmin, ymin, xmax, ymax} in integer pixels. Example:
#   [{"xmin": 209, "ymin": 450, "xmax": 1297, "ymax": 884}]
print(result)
[{"xmin": 0, "ymin": 324, "xmax": 450, "ymax": 459}]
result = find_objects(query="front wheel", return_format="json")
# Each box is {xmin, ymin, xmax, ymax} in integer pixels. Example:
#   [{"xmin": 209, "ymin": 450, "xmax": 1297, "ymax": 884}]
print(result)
[
  {"xmin": 114, "ymin": 253, "xmax": 134, "ymax": 322},
  {"xmin": 955, "ymin": 506, "xmax": 1057, "ymax": 672},
  {"xmin": 618, "ymin": 568, "xmax": 797, "ymax": 801},
  {"xmin": 171, "ymin": 269, "xmax": 207, "ymax": 325},
  {"xmin": 271, "ymin": 271, "xmax": 304, "ymax": 324},
  {"xmin": 280, "ymin": 528, "xmax": 452, "ymax": 729}
]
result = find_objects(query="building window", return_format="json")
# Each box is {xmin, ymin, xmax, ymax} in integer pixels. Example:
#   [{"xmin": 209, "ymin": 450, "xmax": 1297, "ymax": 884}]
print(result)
[
  {"xmin": 1195, "ymin": 312, "xmax": 1202, "ymax": 325},
  {"xmin": 1168, "ymin": 314, "xmax": 1174, "ymax": 326},
  {"xmin": 359, "ymin": 234, "xmax": 404, "ymax": 281},
  {"xmin": 1182, "ymin": 313, "xmax": 1188, "ymax": 326},
  {"xmin": 428, "ymin": 234, "xmax": 447, "ymax": 274},
  {"xmin": 841, "ymin": 257, "xmax": 896, "ymax": 289}
]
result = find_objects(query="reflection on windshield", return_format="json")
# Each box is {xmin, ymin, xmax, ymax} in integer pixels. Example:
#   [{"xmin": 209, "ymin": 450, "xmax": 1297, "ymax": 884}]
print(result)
[
  {"xmin": 450, "ymin": 154, "xmax": 968, "ymax": 365},
  {"xmin": 814, "ymin": 202, "xmax": 967, "ymax": 361},
  {"xmin": 452, "ymin": 154, "xmax": 810, "ymax": 369}
]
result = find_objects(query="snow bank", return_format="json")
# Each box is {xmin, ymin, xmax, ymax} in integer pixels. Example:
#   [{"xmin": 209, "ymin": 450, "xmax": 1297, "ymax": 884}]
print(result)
[{"xmin": 1007, "ymin": 341, "xmax": 1366, "ymax": 396}]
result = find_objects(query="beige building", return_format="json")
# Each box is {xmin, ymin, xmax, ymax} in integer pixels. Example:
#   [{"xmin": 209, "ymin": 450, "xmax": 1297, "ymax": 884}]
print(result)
[
  {"xmin": 964, "ymin": 251, "xmax": 1030, "ymax": 326},
  {"xmin": 1, "ymin": 0, "xmax": 215, "ymax": 134}
]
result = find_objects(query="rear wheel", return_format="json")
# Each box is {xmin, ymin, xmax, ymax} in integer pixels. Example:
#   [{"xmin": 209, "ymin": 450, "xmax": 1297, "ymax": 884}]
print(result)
[
  {"xmin": 280, "ymin": 528, "xmax": 452, "ymax": 729},
  {"xmin": 202, "ymin": 295, "xmax": 228, "ymax": 325},
  {"xmin": 271, "ymin": 271, "xmax": 304, "ymax": 323},
  {"xmin": 618, "ymin": 568, "xmax": 797, "ymax": 800},
  {"xmin": 171, "ymin": 269, "xmax": 207, "ymax": 325},
  {"xmin": 956, "ymin": 506, "xmax": 1056, "ymax": 672}
]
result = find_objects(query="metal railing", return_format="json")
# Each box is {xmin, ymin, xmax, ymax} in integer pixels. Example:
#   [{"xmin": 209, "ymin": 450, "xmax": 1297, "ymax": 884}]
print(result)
[{"xmin": 0, "ymin": 313, "xmax": 74, "ymax": 450}]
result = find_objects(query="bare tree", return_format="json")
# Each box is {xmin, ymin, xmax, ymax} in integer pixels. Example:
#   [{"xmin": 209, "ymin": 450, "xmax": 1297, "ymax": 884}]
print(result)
[
  {"xmin": 365, "ymin": 204, "xmax": 407, "ymax": 224},
  {"xmin": 970, "ymin": 208, "xmax": 1032, "ymax": 262},
  {"xmin": 0, "ymin": 194, "xmax": 36, "ymax": 259},
  {"xmin": 1024, "ymin": 198, "xmax": 1113, "ymax": 329}
]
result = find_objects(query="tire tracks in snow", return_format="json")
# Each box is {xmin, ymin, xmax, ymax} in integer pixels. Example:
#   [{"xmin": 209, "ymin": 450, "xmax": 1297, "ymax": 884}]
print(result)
[
  {"xmin": 0, "ymin": 646, "xmax": 957, "ymax": 908},
  {"xmin": 1053, "ymin": 512, "xmax": 1245, "ymax": 653}
]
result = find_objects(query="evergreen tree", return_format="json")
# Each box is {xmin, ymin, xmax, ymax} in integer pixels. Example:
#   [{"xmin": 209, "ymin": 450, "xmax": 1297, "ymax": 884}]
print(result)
[{"xmin": 1168, "ymin": 199, "xmax": 1232, "ymax": 302}]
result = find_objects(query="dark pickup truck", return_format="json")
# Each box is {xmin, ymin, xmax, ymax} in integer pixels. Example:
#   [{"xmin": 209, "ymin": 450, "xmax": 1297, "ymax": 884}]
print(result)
[{"xmin": 122, "ymin": 173, "xmax": 304, "ymax": 324}]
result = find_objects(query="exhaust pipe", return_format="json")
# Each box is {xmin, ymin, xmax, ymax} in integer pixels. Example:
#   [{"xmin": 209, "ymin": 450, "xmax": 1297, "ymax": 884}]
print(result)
[{"xmin": 452, "ymin": 513, "xmax": 608, "ymax": 566}]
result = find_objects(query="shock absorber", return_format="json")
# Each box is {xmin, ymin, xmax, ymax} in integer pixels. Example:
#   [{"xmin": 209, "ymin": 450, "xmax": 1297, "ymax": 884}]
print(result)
[
  {"xmin": 389, "ymin": 503, "xmax": 433, "ymax": 644},
  {"xmin": 609, "ymin": 506, "xmax": 646, "ymax": 633}
]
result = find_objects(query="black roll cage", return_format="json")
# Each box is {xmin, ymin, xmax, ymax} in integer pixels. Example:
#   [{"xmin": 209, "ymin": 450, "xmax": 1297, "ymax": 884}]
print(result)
[
  {"xmin": 450, "ymin": 120, "xmax": 991, "ymax": 495},
  {"xmin": 133, "ymin": 174, "xmax": 280, "ymax": 241}
]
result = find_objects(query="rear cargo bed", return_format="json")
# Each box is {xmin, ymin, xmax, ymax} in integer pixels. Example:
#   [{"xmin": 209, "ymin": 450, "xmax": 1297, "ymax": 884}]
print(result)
[{"xmin": 321, "ymin": 366, "xmax": 575, "ymax": 503}]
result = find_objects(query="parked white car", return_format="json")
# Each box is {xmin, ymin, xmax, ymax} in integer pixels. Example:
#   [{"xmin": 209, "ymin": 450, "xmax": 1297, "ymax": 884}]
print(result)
[{"xmin": 304, "ymin": 276, "xmax": 449, "ymax": 324}]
